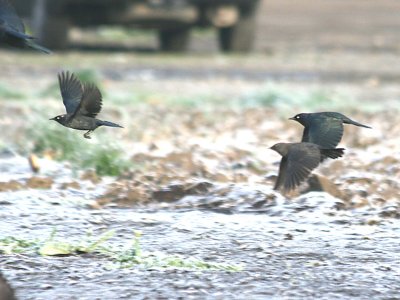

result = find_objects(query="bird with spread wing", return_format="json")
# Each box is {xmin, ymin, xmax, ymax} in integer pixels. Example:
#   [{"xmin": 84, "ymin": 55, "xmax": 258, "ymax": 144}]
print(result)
[
  {"xmin": 289, "ymin": 112, "xmax": 371, "ymax": 148},
  {"xmin": 50, "ymin": 71, "xmax": 123, "ymax": 139}
]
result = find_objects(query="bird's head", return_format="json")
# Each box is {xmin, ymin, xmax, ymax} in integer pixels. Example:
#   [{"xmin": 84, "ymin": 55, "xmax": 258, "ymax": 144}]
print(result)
[
  {"xmin": 270, "ymin": 143, "xmax": 288, "ymax": 156},
  {"xmin": 288, "ymin": 113, "xmax": 308, "ymax": 125},
  {"xmin": 50, "ymin": 115, "xmax": 67, "ymax": 125}
]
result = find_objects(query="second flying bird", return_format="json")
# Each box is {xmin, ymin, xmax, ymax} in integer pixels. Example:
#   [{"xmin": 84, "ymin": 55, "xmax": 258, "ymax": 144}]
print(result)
[{"xmin": 50, "ymin": 71, "xmax": 123, "ymax": 139}]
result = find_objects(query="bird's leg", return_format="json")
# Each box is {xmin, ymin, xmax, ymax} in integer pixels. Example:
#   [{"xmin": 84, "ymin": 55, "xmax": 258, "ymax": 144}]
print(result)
[{"xmin": 84, "ymin": 130, "xmax": 93, "ymax": 139}]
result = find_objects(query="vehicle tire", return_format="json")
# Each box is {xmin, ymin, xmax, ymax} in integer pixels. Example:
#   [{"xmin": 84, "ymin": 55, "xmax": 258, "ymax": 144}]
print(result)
[
  {"xmin": 39, "ymin": 16, "xmax": 70, "ymax": 50},
  {"xmin": 158, "ymin": 28, "xmax": 190, "ymax": 52},
  {"xmin": 218, "ymin": 4, "xmax": 257, "ymax": 53}
]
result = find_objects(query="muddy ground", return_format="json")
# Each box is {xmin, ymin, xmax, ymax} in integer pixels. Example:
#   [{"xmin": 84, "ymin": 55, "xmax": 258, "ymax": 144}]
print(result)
[{"xmin": 1, "ymin": 0, "xmax": 400, "ymax": 299}]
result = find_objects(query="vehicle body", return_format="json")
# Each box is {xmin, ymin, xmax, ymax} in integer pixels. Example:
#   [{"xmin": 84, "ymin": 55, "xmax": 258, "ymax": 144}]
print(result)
[{"xmin": 14, "ymin": 0, "xmax": 260, "ymax": 52}]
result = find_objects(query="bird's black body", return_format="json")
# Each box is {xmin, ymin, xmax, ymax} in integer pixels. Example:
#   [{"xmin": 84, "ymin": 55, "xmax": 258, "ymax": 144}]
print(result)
[
  {"xmin": 270, "ymin": 142, "xmax": 344, "ymax": 193},
  {"xmin": 289, "ymin": 112, "xmax": 371, "ymax": 148},
  {"xmin": 0, "ymin": 0, "xmax": 51, "ymax": 53},
  {"xmin": 50, "ymin": 71, "xmax": 123, "ymax": 139}
]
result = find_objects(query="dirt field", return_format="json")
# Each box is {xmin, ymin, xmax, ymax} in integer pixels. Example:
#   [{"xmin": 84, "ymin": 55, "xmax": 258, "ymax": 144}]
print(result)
[
  {"xmin": 1, "ymin": 1, "xmax": 400, "ymax": 300},
  {"xmin": 256, "ymin": 0, "xmax": 400, "ymax": 51}
]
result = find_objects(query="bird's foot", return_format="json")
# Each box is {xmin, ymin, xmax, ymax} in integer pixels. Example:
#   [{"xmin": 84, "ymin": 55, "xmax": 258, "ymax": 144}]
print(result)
[{"xmin": 84, "ymin": 131, "xmax": 92, "ymax": 139}]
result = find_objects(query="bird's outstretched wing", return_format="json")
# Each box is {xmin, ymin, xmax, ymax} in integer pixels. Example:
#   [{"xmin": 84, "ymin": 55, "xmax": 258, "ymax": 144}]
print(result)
[
  {"xmin": 58, "ymin": 71, "xmax": 83, "ymax": 114},
  {"xmin": 280, "ymin": 146, "xmax": 320, "ymax": 192},
  {"xmin": 302, "ymin": 116, "xmax": 343, "ymax": 148},
  {"xmin": 71, "ymin": 82, "xmax": 102, "ymax": 118},
  {"xmin": 274, "ymin": 157, "xmax": 287, "ymax": 191},
  {"xmin": 0, "ymin": 0, "xmax": 26, "ymax": 34}
]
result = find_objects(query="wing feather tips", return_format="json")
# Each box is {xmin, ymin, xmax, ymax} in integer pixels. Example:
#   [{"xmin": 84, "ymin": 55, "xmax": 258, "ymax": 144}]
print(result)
[
  {"xmin": 79, "ymin": 82, "xmax": 103, "ymax": 117},
  {"xmin": 273, "ymin": 157, "xmax": 287, "ymax": 191},
  {"xmin": 320, "ymin": 148, "xmax": 345, "ymax": 160},
  {"xmin": 57, "ymin": 71, "xmax": 84, "ymax": 114}
]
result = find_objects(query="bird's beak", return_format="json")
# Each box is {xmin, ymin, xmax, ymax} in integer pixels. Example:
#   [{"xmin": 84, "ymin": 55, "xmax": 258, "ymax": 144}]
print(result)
[
  {"xmin": 49, "ymin": 117, "xmax": 55, "ymax": 120},
  {"xmin": 288, "ymin": 117, "xmax": 295, "ymax": 120}
]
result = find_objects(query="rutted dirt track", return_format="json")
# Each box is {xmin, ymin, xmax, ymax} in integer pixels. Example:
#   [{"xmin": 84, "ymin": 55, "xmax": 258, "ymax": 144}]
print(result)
[{"xmin": 1, "ymin": 0, "xmax": 400, "ymax": 299}]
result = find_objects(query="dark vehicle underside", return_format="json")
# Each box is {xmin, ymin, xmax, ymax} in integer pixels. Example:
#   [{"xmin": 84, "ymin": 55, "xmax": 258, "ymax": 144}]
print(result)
[{"xmin": 13, "ymin": 0, "xmax": 260, "ymax": 52}]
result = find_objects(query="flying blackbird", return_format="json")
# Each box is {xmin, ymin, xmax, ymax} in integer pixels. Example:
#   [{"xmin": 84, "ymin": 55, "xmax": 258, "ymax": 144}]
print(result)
[
  {"xmin": 289, "ymin": 112, "xmax": 371, "ymax": 148},
  {"xmin": 50, "ymin": 71, "xmax": 123, "ymax": 139},
  {"xmin": 270, "ymin": 142, "xmax": 344, "ymax": 193},
  {"xmin": 0, "ymin": 0, "xmax": 51, "ymax": 53}
]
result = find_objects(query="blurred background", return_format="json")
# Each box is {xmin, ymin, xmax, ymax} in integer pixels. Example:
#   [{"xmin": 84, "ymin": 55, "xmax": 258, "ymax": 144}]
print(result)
[
  {"xmin": 12, "ymin": 0, "xmax": 261, "ymax": 52},
  {"xmin": 1, "ymin": 0, "xmax": 399, "ymax": 177},
  {"xmin": 1, "ymin": 0, "xmax": 399, "ymax": 155},
  {"xmin": 8, "ymin": 0, "xmax": 400, "ymax": 53},
  {"xmin": 2, "ymin": 1, "xmax": 400, "ymax": 298}
]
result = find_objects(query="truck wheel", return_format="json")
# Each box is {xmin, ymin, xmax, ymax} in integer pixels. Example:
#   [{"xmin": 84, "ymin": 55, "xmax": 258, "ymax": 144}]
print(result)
[
  {"xmin": 218, "ymin": 5, "xmax": 257, "ymax": 53},
  {"xmin": 158, "ymin": 28, "xmax": 190, "ymax": 52},
  {"xmin": 39, "ymin": 17, "xmax": 70, "ymax": 50}
]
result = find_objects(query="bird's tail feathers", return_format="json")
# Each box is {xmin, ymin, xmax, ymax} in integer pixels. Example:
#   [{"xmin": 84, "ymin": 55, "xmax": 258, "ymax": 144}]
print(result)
[
  {"xmin": 26, "ymin": 40, "xmax": 52, "ymax": 54},
  {"xmin": 351, "ymin": 121, "xmax": 371, "ymax": 129},
  {"xmin": 7, "ymin": 28, "xmax": 34, "ymax": 40},
  {"xmin": 344, "ymin": 118, "xmax": 371, "ymax": 129},
  {"xmin": 99, "ymin": 120, "xmax": 123, "ymax": 128},
  {"xmin": 321, "ymin": 148, "xmax": 345, "ymax": 160}
]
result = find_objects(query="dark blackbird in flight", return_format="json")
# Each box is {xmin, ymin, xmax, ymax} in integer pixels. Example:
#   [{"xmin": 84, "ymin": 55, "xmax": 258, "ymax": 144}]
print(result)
[
  {"xmin": 270, "ymin": 142, "xmax": 344, "ymax": 193},
  {"xmin": 50, "ymin": 71, "xmax": 123, "ymax": 139},
  {"xmin": 289, "ymin": 112, "xmax": 371, "ymax": 148},
  {"xmin": 0, "ymin": 0, "xmax": 51, "ymax": 53}
]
